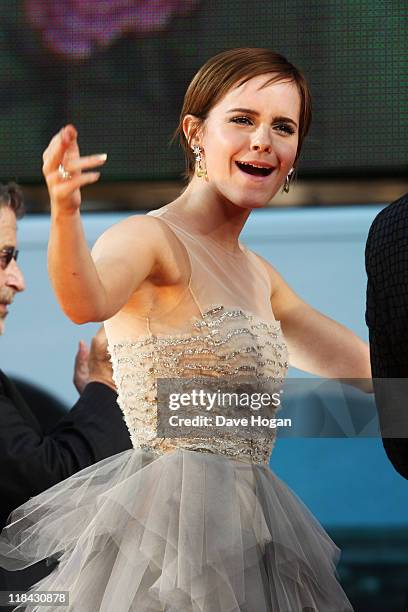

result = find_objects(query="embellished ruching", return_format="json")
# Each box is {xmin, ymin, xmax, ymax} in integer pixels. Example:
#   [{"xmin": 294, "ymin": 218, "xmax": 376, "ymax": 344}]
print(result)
[{"xmin": 110, "ymin": 305, "xmax": 288, "ymax": 465}]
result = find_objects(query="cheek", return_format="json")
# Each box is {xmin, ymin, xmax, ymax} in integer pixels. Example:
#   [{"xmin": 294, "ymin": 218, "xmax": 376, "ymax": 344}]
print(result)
[
  {"xmin": 275, "ymin": 138, "xmax": 298, "ymax": 167},
  {"xmin": 204, "ymin": 125, "xmax": 246, "ymax": 167}
]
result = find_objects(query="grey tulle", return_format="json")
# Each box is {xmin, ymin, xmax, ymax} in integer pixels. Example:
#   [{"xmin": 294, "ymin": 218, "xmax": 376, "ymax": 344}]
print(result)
[{"xmin": 0, "ymin": 448, "xmax": 352, "ymax": 611}]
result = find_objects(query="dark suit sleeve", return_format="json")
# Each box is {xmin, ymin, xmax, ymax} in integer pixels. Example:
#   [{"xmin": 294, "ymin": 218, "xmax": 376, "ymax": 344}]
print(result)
[
  {"xmin": 365, "ymin": 196, "xmax": 408, "ymax": 479},
  {"xmin": 0, "ymin": 381, "xmax": 131, "ymax": 524},
  {"xmin": 366, "ymin": 205, "xmax": 408, "ymax": 376}
]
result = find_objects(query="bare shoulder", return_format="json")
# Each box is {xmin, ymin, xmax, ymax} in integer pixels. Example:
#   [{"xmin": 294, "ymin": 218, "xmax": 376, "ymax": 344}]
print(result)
[
  {"xmin": 92, "ymin": 213, "xmax": 190, "ymax": 285},
  {"xmin": 92, "ymin": 214, "xmax": 166, "ymax": 257}
]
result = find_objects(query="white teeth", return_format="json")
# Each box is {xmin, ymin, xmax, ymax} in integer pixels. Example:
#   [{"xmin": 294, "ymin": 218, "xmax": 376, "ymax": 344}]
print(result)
[{"xmin": 238, "ymin": 161, "xmax": 270, "ymax": 169}]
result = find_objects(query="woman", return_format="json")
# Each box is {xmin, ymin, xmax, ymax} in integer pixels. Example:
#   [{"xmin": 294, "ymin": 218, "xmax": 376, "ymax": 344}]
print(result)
[{"xmin": 0, "ymin": 48, "xmax": 370, "ymax": 611}]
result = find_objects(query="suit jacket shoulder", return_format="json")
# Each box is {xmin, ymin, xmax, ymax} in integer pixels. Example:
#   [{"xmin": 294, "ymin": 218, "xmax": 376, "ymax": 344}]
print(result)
[
  {"xmin": 366, "ymin": 192, "xmax": 408, "ymax": 329},
  {"xmin": 366, "ymin": 192, "xmax": 408, "ymax": 258},
  {"xmin": 0, "ymin": 369, "xmax": 42, "ymax": 433}
]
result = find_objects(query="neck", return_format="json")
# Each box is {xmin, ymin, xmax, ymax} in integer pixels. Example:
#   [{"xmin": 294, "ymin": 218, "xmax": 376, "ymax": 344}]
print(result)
[{"xmin": 167, "ymin": 178, "xmax": 251, "ymax": 251}]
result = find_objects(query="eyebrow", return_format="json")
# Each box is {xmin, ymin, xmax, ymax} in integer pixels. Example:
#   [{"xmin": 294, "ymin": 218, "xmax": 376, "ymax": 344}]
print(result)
[{"xmin": 226, "ymin": 108, "xmax": 298, "ymax": 128}]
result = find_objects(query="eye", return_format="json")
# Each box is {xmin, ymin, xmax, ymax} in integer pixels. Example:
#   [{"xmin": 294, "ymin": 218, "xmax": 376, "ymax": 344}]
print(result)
[
  {"xmin": 230, "ymin": 116, "xmax": 253, "ymax": 126},
  {"xmin": 275, "ymin": 123, "xmax": 296, "ymax": 135}
]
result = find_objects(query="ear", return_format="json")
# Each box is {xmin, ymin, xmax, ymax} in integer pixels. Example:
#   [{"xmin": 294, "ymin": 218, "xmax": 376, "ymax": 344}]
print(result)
[{"xmin": 182, "ymin": 114, "xmax": 203, "ymax": 148}]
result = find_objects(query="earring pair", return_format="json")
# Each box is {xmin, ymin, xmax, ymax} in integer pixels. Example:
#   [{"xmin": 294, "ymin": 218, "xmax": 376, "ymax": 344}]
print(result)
[{"xmin": 192, "ymin": 146, "xmax": 294, "ymax": 190}]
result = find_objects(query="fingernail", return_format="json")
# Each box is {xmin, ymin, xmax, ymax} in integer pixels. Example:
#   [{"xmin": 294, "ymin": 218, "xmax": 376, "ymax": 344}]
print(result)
[{"xmin": 96, "ymin": 154, "xmax": 107, "ymax": 161}]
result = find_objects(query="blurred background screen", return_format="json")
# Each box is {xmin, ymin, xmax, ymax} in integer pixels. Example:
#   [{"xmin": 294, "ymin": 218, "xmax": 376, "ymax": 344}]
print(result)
[{"xmin": 0, "ymin": 0, "xmax": 406, "ymax": 184}]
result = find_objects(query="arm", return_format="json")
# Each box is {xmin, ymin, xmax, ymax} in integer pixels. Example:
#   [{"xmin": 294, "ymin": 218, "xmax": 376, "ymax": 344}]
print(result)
[
  {"xmin": 365, "ymin": 199, "xmax": 408, "ymax": 479},
  {"xmin": 0, "ymin": 379, "xmax": 131, "ymax": 523},
  {"xmin": 44, "ymin": 125, "xmax": 160, "ymax": 323},
  {"xmin": 265, "ymin": 263, "xmax": 372, "ymax": 390},
  {"xmin": 365, "ymin": 201, "xmax": 408, "ymax": 377},
  {"xmin": 0, "ymin": 325, "xmax": 131, "ymax": 522}
]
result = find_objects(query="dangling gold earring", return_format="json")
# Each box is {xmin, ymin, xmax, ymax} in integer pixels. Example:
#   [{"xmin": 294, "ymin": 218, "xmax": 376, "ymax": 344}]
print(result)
[
  {"xmin": 193, "ymin": 145, "xmax": 208, "ymax": 179},
  {"xmin": 283, "ymin": 167, "xmax": 295, "ymax": 193}
]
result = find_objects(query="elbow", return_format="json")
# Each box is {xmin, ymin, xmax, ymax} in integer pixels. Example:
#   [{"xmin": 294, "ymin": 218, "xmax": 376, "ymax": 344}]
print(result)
[
  {"xmin": 68, "ymin": 313, "xmax": 94, "ymax": 325},
  {"xmin": 351, "ymin": 342, "xmax": 372, "ymax": 391},
  {"xmin": 61, "ymin": 304, "xmax": 105, "ymax": 325},
  {"xmin": 351, "ymin": 360, "xmax": 373, "ymax": 393}
]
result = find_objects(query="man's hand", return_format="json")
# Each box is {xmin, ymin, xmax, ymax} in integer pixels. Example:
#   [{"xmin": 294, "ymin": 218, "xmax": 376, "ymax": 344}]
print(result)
[
  {"xmin": 73, "ymin": 326, "xmax": 116, "ymax": 394},
  {"xmin": 73, "ymin": 340, "xmax": 90, "ymax": 394}
]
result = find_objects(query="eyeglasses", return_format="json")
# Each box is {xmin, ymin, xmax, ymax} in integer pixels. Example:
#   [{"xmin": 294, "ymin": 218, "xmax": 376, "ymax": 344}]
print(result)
[{"xmin": 0, "ymin": 247, "xmax": 19, "ymax": 270}]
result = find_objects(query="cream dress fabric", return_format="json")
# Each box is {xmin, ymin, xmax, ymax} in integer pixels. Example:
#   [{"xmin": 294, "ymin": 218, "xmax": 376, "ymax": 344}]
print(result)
[{"xmin": 0, "ymin": 205, "xmax": 353, "ymax": 611}]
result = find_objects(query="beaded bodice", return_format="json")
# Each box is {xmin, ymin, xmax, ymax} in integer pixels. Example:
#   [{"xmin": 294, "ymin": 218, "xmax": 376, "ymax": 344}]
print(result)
[{"xmin": 107, "ymin": 206, "xmax": 289, "ymax": 465}]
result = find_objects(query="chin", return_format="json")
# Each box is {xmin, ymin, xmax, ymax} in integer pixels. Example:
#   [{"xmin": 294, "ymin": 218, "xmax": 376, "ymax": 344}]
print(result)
[
  {"xmin": 218, "ymin": 189, "xmax": 265, "ymax": 210},
  {"xmin": 230, "ymin": 185, "xmax": 280, "ymax": 210},
  {"xmin": 233, "ymin": 195, "xmax": 271, "ymax": 210}
]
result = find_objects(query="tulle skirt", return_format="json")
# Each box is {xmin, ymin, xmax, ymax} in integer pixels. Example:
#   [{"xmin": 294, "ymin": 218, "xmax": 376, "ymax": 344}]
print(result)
[{"xmin": 0, "ymin": 448, "xmax": 353, "ymax": 611}]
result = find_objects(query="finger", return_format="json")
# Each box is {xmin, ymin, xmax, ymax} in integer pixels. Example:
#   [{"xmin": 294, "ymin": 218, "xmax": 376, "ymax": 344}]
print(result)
[
  {"xmin": 90, "ymin": 335, "xmax": 106, "ymax": 353},
  {"xmin": 79, "ymin": 340, "xmax": 89, "ymax": 356},
  {"xmin": 42, "ymin": 127, "xmax": 73, "ymax": 176},
  {"xmin": 42, "ymin": 125, "xmax": 78, "ymax": 176},
  {"xmin": 95, "ymin": 325, "xmax": 107, "ymax": 341},
  {"xmin": 51, "ymin": 171, "xmax": 101, "ymax": 199},
  {"xmin": 89, "ymin": 326, "xmax": 107, "ymax": 355},
  {"xmin": 74, "ymin": 340, "xmax": 89, "ymax": 364},
  {"xmin": 64, "ymin": 154, "xmax": 107, "ymax": 174},
  {"xmin": 42, "ymin": 131, "xmax": 62, "ymax": 163},
  {"xmin": 42, "ymin": 125, "xmax": 74, "ymax": 159},
  {"xmin": 61, "ymin": 124, "xmax": 77, "ymax": 146}
]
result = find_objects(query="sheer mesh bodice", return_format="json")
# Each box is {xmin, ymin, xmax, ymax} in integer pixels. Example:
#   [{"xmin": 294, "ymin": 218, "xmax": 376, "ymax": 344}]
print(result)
[{"xmin": 107, "ymin": 205, "xmax": 289, "ymax": 464}]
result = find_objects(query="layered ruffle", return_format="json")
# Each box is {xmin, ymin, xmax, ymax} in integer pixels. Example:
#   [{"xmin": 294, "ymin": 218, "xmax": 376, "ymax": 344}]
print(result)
[{"xmin": 0, "ymin": 448, "xmax": 352, "ymax": 611}]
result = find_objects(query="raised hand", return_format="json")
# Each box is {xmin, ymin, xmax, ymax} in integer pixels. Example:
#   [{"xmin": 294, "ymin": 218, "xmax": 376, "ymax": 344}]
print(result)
[
  {"xmin": 42, "ymin": 124, "xmax": 107, "ymax": 214},
  {"xmin": 73, "ymin": 340, "xmax": 91, "ymax": 395},
  {"xmin": 87, "ymin": 326, "xmax": 116, "ymax": 391},
  {"xmin": 72, "ymin": 327, "xmax": 116, "ymax": 394}
]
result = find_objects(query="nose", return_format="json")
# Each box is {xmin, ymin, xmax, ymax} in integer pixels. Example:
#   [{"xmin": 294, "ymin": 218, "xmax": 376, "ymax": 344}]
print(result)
[
  {"xmin": 5, "ymin": 258, "xmax": 25, "ymax": 292},
  {"xmin": 250, "ymin": 126, "xmax": 273, "ymax": 154}
]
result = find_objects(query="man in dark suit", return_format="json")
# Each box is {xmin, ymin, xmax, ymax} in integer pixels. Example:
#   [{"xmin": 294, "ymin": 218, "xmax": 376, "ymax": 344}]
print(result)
[
  {"xmin": 0, "ymin": 182, "xmax": 131, "ymax": 606},
  {"xmin": 365, "ymin": 192, "xmax": 408, "ymax": 479}
]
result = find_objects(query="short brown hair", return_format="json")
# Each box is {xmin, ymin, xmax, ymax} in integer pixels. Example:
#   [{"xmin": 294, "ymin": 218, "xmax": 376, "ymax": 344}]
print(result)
[
  {"xmin": 174, "ymin": 48, "xmax": 312, "ymax": 179},
  {"xmin": 0, "ymin": 182, "xmax": 25, "ymax": 219}
]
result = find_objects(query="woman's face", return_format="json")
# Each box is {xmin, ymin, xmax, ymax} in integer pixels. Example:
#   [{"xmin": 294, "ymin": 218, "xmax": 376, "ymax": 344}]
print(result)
[{"xmin": 196, "ymin": 74, "xmax": 301, "ymax": 209}]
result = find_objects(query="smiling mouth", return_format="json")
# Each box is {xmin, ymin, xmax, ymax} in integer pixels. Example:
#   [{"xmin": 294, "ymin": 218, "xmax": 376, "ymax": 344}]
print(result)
[{"xmin": 235, "ymin": 161, "xmax": 274, "ymax": 177}]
